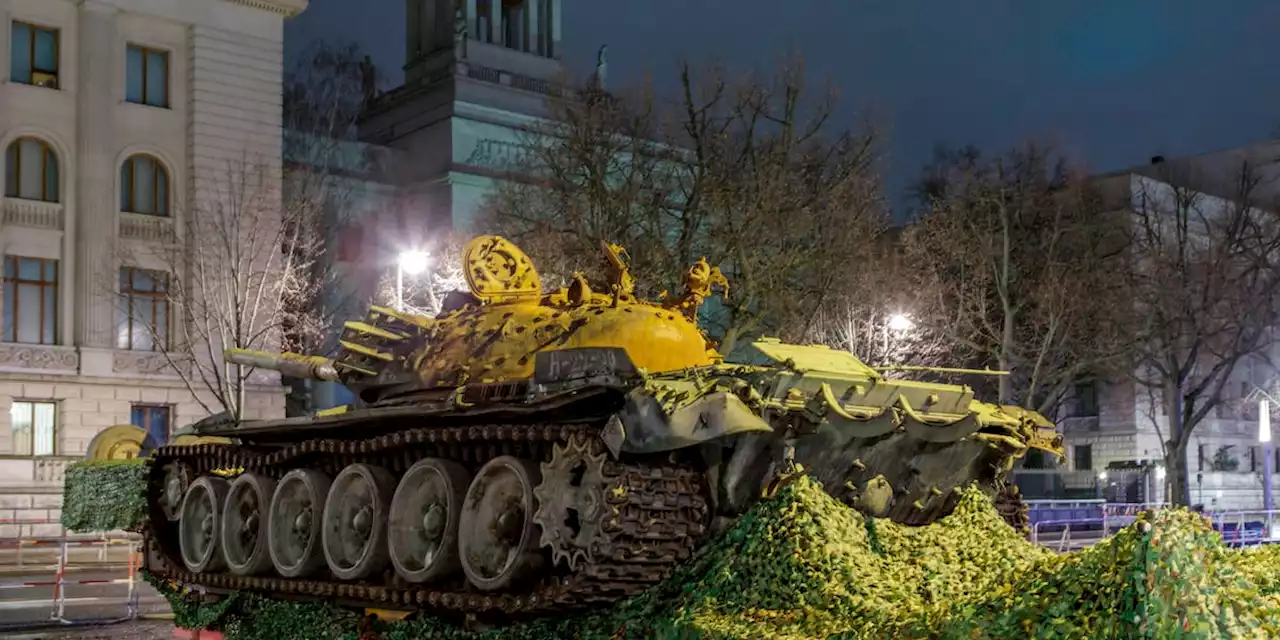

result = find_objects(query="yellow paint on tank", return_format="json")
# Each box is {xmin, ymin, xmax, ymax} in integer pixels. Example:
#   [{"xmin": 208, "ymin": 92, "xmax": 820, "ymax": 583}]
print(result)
[{"xmin": 413, "ymin": 293, "xmax": 721, "ymax": 387}]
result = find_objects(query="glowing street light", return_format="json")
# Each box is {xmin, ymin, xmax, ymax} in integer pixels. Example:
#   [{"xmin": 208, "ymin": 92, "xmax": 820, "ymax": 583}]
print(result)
[
  {"xmin": 399, "ymin": 251, "xmax": 430, "ymax": 276},
  {"xmin": 887, "ymin": 313, "xmax": 914, "ymax": 332},
  {"xmin": 396, "ymin": 250, "xmax": 431, "ymax": 311}
]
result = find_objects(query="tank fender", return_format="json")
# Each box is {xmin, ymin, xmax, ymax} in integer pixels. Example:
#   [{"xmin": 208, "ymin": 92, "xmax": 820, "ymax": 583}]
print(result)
[
  {"xmin": 718, "ymin": 432, "xmax": 778, "ymax": 514},
  {"xmin": 601, "ymin": 388, "xmax": 774, "ymax": 458}
]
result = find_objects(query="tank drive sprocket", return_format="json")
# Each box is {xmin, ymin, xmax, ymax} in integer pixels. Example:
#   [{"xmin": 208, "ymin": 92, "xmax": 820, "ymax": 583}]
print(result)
[{"xmin": 533, "ymin": 438, "xmax": 613, "ymax": 571}]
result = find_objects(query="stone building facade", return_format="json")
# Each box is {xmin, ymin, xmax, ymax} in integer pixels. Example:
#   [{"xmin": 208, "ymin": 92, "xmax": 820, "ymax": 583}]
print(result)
[
  {"xmin": 1044, "ymin": 169, "xmax": 1280, "ymax": 512},
  {"xmin": 357, "ymin": 0, "xmax": 564, "ymax": 233},
  {"xmin": 300, "ymin": 0, "xmax": 567, "ymax": 410},
  {"xmin": 0, "ymin": 0, "xmax": 306, "ymax": 525}
]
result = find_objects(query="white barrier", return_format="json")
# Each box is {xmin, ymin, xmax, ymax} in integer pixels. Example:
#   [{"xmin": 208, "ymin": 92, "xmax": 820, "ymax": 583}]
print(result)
[{"xmin": 0, "ymin": 518, "xmax": 142, "ymax": 625}]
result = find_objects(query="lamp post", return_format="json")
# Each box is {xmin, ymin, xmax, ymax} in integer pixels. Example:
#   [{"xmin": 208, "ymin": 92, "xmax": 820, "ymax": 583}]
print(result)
[
  {"xmin": 396, "ymin": 250, "xmax": 430, "ymax": 312},
  {"xmin": 1262, "ymin": 399, "xmax": 1273, "ymax": 515}
]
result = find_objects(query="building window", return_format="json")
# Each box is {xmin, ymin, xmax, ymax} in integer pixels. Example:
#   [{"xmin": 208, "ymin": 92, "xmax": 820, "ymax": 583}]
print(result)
[
  {"xmin": 3, "ymin": 256, "xmax": 57, "ymax": 345},
  {"xmin": 9, "ymin": 22, "xmax": 59, "ymax": 89},
  {"xmin": 502, "ymin": 0, "xmax": 526, "ymax": 51},
  {"xmin": 120, "ymin": 155, "xmax": 169, "ymax": 216},
  {"xmin": 131, "ymin": 404, "xmax": 170, "ymax": 448},
  {"xmin": 537, "ymin": 0, "xmax": 553, "ymax": 56},
  {"xmin": 117, "ymin": 268, "xmax": 170, "ymax": 351},
  {"xmin": 4, "ymin": 137, "xmax": 59, "ymax": 202},
  {"xmin": 125, "ymin": 44, "xmax": 169, "ymax": 108},
  {"xmin": 1073, "ymin": 444, "xmax": 1092, "ymax": 471},
  {"xmin": 1073, "ymin": 381, "xmax": 1099, "ymax": 417},
  {"xmin": 10, "ymin": 401, "xmax": 55, "ymax": 456}
]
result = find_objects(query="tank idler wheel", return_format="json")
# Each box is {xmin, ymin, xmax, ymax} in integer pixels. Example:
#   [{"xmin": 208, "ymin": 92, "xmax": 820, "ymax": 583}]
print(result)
[
  {"xmin": 178, "ymin": 476, "xmax": 230, "ymax": 574},
  {"xmin": 322, "ymin": 463, "xmax": 396, "ymax": 581},
  {"xmin": 389, "ymin": 458, "xmax": 471, "ymax": 584},
  {"xmin": 458, "ymin": 455, "xmax": 544, "ymax": 591},
  {"xmin": 267, "ymin": 468, "xmax": 332, "ymax": 578},
  {"xmin": 160, "ymin": 462, "xmax": 194, "ymax": 522},
  {"xmin": 220, "ymin": 472, "xmax": 277, "ymax": 576}
]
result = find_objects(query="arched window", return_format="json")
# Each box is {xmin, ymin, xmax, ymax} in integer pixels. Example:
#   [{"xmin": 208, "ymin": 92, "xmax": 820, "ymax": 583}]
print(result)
[
  {"xmin": 120, "ymin": 154, "xmax": 169, "ymax": 216},
  {"xmin": 3, "ymin": 137, "xmax": 59, "ymax": 203}
]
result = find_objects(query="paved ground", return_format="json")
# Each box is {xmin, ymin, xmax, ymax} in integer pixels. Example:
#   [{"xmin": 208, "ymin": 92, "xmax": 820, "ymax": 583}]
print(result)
[
  {"xmin": 0, "ymin": 619, "xmax": 174, "ymax": 639},
  {"xmin": 0, "ymin": 567, "xmax": 169, "ymax": 631}
]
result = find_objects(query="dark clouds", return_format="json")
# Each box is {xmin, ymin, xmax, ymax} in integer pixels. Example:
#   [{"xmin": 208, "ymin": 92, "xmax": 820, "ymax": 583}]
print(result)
[{"xmin": 286, "ymin": 0, "xmax": 1280, "ymax": 213}]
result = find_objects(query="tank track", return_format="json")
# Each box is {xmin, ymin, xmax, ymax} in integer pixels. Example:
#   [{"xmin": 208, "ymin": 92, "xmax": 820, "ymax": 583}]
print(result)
[
  {"xmin": 143, "ymin": 423, "xmax": 709, "ymax": 616},
  {"xmin": 995, "ymin": 484, "xmax": 1030, "ymax": 535}
]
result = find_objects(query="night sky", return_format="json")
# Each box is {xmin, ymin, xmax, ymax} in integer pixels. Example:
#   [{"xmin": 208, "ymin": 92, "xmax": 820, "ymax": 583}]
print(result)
[{"xmin": 285, "ymin": 0, "xmax": 1280, "ymax": 214}]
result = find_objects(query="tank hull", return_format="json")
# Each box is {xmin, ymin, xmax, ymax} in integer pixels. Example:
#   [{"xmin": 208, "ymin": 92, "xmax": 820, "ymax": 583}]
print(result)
[{"xmin": 141, "ymin": 379, "xmax": 1041, "ymax": 618}]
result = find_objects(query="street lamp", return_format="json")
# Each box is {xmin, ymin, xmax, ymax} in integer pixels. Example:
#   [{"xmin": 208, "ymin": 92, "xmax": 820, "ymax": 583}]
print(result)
[
  {"xmin": 880, "ymin": 313, "xmax": 915, "ymax": 362},
  {"xmin": 396, "ymin": 250, "xmax": 430, "ymax": 311},
  {"xmin": 1261, "ymin": 398, "xmax": 1273, "ymax": 514}
]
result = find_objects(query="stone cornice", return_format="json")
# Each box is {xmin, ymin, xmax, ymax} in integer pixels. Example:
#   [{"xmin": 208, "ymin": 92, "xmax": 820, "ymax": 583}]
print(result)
[{"xmin": 225, "ymin": 0, "xmax": 309, "ymax": 17}]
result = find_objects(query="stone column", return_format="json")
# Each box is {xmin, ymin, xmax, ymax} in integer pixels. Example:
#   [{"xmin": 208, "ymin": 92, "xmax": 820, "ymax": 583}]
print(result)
[
  {"xmin": 494, "ymin": 1, "xmax": 503, "ymax": 46},
  {"xmin": 405, "ymin": 0, "xmax": 422, "ymax": 64},
  {"xmin": 74, "ymin": 1, "xmax": 119, "ymax": 353},
  {"xmin": 465, "ymin": 0, "xmax": 477, "ymax": 41}
]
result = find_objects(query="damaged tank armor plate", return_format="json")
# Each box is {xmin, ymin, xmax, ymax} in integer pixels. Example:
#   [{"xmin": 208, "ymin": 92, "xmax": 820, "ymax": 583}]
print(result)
[{"xmin": 143, "ymin": 234, "xmax": 1063, "ymax": 620}]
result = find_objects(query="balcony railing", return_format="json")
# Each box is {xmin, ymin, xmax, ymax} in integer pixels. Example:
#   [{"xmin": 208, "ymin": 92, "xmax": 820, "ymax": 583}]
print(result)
[
  {"xmin": 2, "ymin": 198, "xmax": 64, "ymax": 231},
  {"xmin": 118, "ymin": 212, "xmax": 175, "ymax": 242},
  {"xmin": 33, "ymin": 456, "xmax": 76, "ymax": 484}
]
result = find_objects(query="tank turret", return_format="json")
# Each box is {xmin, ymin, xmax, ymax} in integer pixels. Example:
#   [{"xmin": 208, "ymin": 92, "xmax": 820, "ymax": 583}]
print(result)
[{"xmin": 141, "ymin": 234, "xmax": 1063, "ymax": 622}]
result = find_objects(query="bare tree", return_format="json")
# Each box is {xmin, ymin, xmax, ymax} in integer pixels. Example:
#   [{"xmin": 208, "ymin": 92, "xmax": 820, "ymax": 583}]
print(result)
[
  {"xmin": 479, "ymin": 57, "xmax": 888, "ymax": 356},
  {"xmin": 104, "ymin": 41, "xmax": 379, "ymax": 419},
  {"xmin": 802, "ymin": 240, "xmax": 961, "ymax": 371},
  {"xmin": 902, "ymin": 142, "xmax": 1132, "ymax": 415},
  {"xmin": 108, "ymin": 153, "xmax": 329, "ymax": 420},
  {"xmin": 1125, "ymin": 161, "xmax": 1280, "ymax": 505}
]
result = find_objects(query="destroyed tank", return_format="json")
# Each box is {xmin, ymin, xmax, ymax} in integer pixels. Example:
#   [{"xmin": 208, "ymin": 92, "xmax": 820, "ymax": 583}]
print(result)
[{"xmin": 142, "ymin": 235, "xmax": 1063, "ymax": 619}]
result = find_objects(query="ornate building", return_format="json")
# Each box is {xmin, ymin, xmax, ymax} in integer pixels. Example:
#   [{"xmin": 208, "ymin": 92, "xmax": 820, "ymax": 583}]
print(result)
[
  {"xmin": 0, "ymin": 0, "xmax": 305, "ymax": 527},
  {"xmin": 357, "ymin": 0, "xmax": 563, "ymax": 233},
  {"xmin": 306, "ymin": 1, "xmax": 566, "ymax": 410}
]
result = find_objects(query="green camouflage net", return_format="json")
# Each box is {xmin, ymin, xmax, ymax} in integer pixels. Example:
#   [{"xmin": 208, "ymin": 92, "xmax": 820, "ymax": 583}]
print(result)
[
  {"xmin": 60, "ymin": 459, "xmax": 150, "ymax": 533},
  {"xmin": 59, "ymin": 460, "xmax": 1280, "ymax": 638}
]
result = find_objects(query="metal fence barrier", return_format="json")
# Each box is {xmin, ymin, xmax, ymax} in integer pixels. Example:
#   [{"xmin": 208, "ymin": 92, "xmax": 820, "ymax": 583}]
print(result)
[
  {"xmin": 1028, "ymin": 507, "xmax": 1280, "ymax": 552},
  {"xmin": 0, "ymin": 517, "xmax": 146, "ymax": 631}
]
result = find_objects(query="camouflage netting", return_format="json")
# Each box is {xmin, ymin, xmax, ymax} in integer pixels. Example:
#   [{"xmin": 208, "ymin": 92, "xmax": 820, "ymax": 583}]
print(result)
[
  {"xmin": 60, "ymin": 458, "xmax": 150, "ymax": 533},
  {"xmin": 65, "ymin": 461, "xmax": 1280, "ymax": 638}
]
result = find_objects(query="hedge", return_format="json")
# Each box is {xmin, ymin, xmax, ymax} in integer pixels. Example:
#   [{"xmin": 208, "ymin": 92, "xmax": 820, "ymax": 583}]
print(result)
[{"xmin": 60, "ymin": 458, "xmax": 150, "ymax": 533}]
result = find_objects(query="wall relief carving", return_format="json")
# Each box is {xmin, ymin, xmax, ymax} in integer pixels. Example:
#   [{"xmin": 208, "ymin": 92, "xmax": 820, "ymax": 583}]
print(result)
[
  {"xmin": 112, "ymin": 351, "xmax": 190, "ymax": 376},
  {"xmin": 464, "ymin": 138, "xmax": 529, "ymax": 171},
  {"xmin": 0, "ymin": 345, "xmax": 79, "ymax": 371}
]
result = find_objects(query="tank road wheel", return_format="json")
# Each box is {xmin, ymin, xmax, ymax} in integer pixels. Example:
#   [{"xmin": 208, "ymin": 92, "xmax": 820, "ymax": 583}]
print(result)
[
  {"xmin": 458, "ymin": 456, "xmax": 543, "ymax": 591},
  {"xmin": 388, "ymin": 458, "xmax": 471, "ymax": 584},
  {"xmin": 267, "ymin": 469, "xmax": 332, "ymax": 578},
  {"xmin": 532, "ymin": 438, "xmax": 611, "ymax": 570},
  {"xmin": 159, "ymin": 462, "xmax": 194, "ymax": 522},
  {"xmin": 220, "ymin": 472, "xmax": 277, "ymax": 576},
  {"xmin": 322, "ymin": 464, "xmax": 396, "ymax": 581},
  {"xmin": 178, "ymin": 476, "xmax": 230, "ymax": 574}
]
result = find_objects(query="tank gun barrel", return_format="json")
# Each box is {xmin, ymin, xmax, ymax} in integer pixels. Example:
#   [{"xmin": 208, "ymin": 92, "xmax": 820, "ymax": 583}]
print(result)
[
  {"xmin": 223, "ymin": 348, "xmax": 340, "ymax": 381},
  {"xmin": 872, "ymin": 365, "xmax": 1011, "ymax": 377}
]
